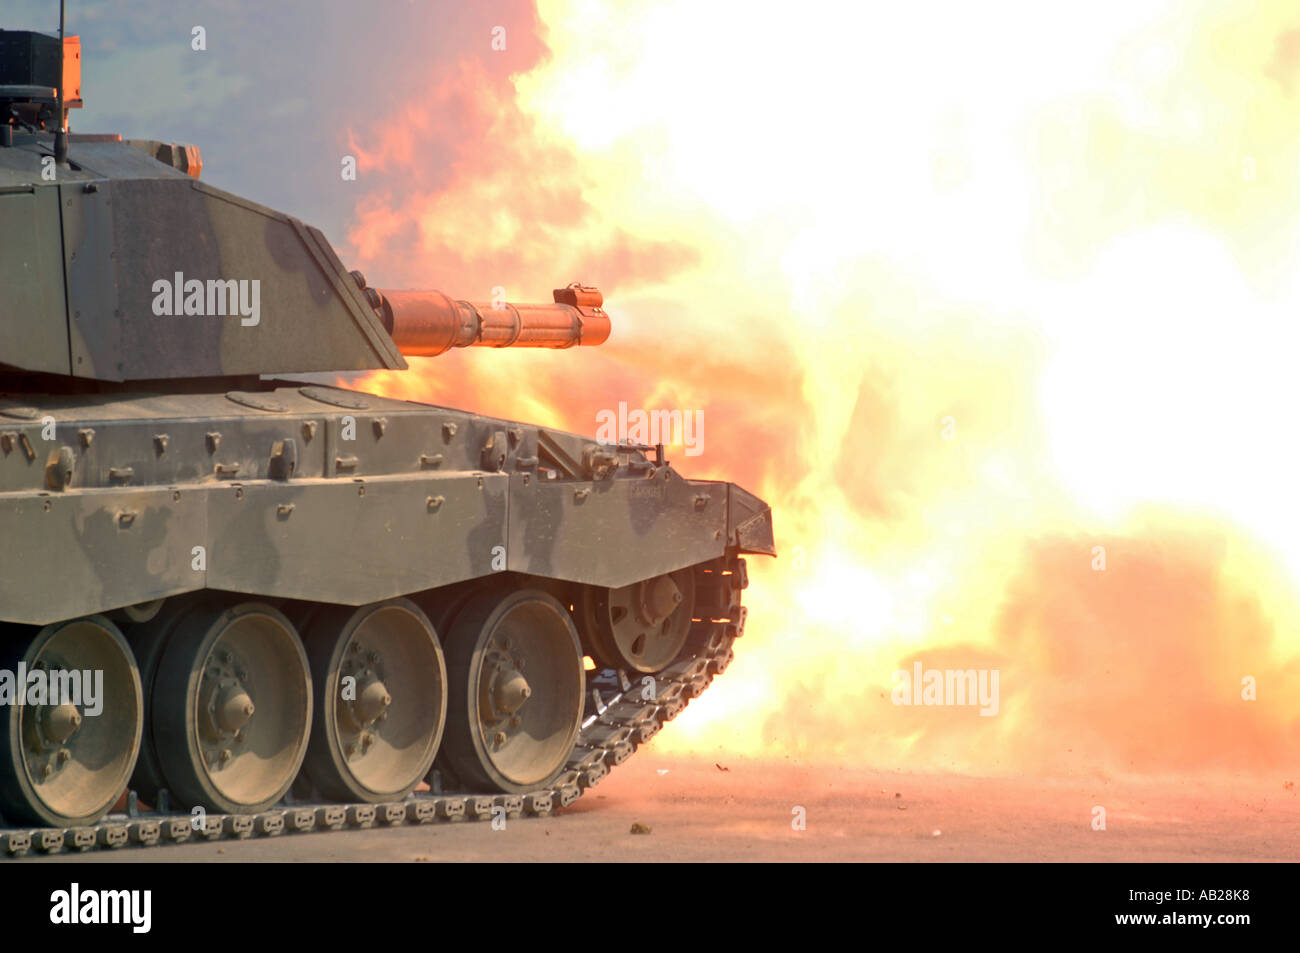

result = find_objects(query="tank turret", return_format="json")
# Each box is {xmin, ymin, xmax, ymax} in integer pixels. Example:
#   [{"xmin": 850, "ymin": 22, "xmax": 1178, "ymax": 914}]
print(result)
[{"xmin": 0, "ymin": 30, "xmax": 606, "ymax": 388}]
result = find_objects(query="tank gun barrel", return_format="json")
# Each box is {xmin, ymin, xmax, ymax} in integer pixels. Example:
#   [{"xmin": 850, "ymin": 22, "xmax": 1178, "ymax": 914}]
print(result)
[{"xmin": 374, "ymin": 283, "xmax": 610, "ymax": 357}]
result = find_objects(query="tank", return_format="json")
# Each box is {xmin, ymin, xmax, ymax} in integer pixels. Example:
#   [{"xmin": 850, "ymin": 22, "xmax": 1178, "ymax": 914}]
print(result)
[{"xmin": 0, "ymin": 24, "xmax": 772, "ymax": 850}]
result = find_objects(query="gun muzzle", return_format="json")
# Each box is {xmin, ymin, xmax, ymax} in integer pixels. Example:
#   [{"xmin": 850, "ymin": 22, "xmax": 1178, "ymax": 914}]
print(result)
[{"xmin": 375, "ymin": 284, "xmax": 610, "ymax": 356}]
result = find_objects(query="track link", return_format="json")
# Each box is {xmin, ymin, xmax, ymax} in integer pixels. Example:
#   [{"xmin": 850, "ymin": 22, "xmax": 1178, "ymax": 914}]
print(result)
[{"xmin": 0, "ymin": 558, "xmax": 748, "ymax": 858}]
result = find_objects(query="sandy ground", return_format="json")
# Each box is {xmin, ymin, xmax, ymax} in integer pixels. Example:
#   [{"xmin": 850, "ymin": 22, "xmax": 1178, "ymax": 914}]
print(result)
[{"xmin": 11, "ymin": 753, "xmax": 1299, "ymax": 862}]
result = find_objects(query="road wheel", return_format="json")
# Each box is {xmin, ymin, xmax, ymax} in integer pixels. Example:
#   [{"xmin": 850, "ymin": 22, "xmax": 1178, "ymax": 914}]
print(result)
[
  {"xmin": 0, "ymin": 616, "xmax": 142, "ymax": 827},
  {"xmin": 153, "ymin": 601, "xmax": 311, "ymax": 814},
  {"xmin": 579, "ymin": 569, "xmax": 696, "ymax": 673},
  {"xmin": 299, "ymin": 599, "xmax": 446, "ymax": 802},
  {"xmin": 439, "ymin": 589, "xmax": 584, "ymax": 794}
]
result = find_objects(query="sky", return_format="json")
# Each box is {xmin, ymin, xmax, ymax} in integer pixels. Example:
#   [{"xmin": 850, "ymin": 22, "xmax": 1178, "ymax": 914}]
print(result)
[{"xmin": 6, "ymin": 0, "xmax": 542, "ymax": 247}]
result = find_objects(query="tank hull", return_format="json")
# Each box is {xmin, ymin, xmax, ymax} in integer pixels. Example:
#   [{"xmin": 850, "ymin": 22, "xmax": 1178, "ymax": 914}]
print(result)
[{"xmin": 0, "ymin": 385, "xmax": 770, "ymax": 624}]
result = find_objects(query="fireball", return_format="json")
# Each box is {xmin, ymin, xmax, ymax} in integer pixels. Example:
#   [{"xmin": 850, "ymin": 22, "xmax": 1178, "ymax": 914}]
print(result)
[{"xmin": 344, "ymin": 0, "xmax": 1300, "ymax": 778}]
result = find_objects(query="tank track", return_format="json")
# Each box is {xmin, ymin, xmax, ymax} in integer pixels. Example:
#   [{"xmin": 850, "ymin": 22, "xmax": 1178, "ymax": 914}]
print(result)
[{"xmin": 0, "ymin": 559, "xmax": 747, "ymax": 858}]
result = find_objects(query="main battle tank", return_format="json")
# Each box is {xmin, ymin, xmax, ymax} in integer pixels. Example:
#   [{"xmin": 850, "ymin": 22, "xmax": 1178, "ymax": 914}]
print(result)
[{"xmin": 0, "ymin": 25, "xmax": 772, "ymax": 850}]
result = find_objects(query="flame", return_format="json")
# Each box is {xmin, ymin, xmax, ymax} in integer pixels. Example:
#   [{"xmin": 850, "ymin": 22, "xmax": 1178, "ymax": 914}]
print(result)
[{"xmin": 343, "ymin": 0, "xmax": 1300, "ymax": 778}]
